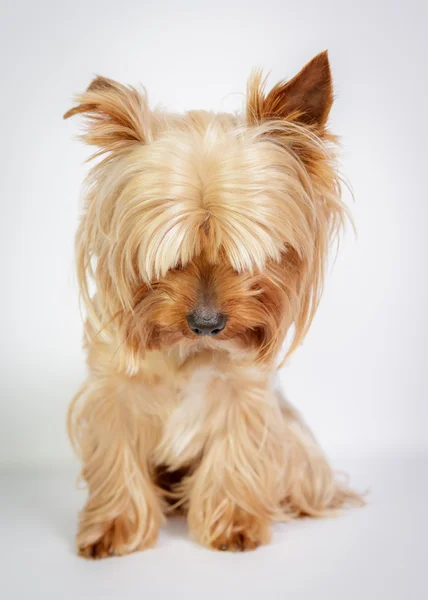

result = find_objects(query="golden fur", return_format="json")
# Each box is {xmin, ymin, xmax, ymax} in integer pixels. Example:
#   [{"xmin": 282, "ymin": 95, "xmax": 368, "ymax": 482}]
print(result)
[{"xmin": 65, "ymin": 51, "xmax": 363, "ymax": 557}]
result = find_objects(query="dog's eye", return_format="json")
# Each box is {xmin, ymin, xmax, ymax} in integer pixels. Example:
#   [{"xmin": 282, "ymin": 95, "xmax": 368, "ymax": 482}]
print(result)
[
  {"xmin": 169, "ymin": 263, "xmax": 186, "ymax": 275},
  {"xmin": 249, "ymin": 283, "xmax": 263, "ymax": 294}
]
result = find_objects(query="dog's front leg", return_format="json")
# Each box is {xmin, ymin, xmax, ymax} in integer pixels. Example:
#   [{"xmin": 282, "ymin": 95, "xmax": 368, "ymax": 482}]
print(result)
[
  {"xmin": 68, "ymin": 371, "xmax": 164, "ymax": 559},
  {"xmin": 187, "ymin": 372, "xmax": 287, "ymax": 551}
]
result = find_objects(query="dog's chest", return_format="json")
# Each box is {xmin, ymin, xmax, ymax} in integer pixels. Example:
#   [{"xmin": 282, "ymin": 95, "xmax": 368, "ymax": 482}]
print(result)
[{"xmin": 153, "ymin": 364, "xmax": 225, "ymax": 469}]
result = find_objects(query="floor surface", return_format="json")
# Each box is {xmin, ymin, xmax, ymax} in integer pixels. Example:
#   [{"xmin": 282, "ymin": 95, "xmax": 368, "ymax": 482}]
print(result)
[{"xmin": 1, "ymin": 458, "xmax": 427, "ymax": 599}]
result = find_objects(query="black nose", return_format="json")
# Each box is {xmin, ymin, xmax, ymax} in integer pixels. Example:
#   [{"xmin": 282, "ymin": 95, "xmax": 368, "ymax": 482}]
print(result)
[{"xmin": 186, "ymin": 307, "xmax": 227, "ymax": 336}]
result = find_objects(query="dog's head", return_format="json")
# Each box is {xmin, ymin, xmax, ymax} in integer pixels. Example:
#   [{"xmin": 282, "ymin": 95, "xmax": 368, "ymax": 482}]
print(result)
[{"xmin": 65, "ymin": 51, "xmax": 347, "ymax": 367}]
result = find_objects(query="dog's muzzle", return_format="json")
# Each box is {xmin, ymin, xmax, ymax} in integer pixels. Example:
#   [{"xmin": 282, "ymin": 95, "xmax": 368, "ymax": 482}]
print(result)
[{"xmin": 186, "ymin": 307, "xmax": 227, "ymax": 336}]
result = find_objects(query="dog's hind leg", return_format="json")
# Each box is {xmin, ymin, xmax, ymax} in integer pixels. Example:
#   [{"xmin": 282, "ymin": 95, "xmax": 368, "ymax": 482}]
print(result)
[{"xmin": 279, "ymin": 395, "xmax": 364, "ymax": 517}]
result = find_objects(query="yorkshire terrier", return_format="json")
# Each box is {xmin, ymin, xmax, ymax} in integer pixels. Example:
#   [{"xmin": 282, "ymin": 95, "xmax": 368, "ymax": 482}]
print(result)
[{"xmin": 65, "ymin": 50, "xmax": 362, "ymax": 558}]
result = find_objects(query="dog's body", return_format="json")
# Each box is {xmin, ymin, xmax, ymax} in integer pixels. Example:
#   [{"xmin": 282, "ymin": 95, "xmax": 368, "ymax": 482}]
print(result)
[{"xmin": 66, "ymin": 51, "xmax": 362, "ymax": 558}]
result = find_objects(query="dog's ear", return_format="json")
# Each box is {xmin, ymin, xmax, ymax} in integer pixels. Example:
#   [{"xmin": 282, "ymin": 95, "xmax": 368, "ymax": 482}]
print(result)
[
  {"xmin": 247, "ymin": 51, "xmax": 333, "ymax": 131},
  {"xmin": 64, "ymin": 76, "xmax": 149, "ymax": 153}
]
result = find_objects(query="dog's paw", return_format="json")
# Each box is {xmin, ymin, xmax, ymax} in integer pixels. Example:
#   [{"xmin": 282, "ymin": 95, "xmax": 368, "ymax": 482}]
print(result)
[
  {"xmin": 209, "ymin": 512, "xmax": 271, "ymax": 552},
  {"xmin": 77, "ymin": 513, "xmax": 157, "ymax": 559},
  {"xmin": 211, "ymin": 530, "xmax": 262, "ymax": 552}
]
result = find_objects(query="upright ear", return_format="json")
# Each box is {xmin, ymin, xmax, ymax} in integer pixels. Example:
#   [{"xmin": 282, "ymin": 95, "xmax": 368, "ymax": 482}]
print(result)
[
  {"xmin": 247, "ymin": 51, "xmax": 333, "ymax": 132},
  {"xmin": 64, "ymin": 76, "xmax": 149, "ymax": 154}
]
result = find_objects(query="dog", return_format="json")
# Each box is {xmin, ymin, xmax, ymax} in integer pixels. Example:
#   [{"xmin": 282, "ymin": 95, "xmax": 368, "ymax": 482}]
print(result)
[{"xmin": 64, "ymin": 50, "xmax": 362, "ymax": 558}]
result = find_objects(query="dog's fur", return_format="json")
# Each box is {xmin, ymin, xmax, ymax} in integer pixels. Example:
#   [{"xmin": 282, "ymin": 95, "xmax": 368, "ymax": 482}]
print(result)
[{"xmin": 65, "ymin": 51, "xmax": 362, "ymax": 557}]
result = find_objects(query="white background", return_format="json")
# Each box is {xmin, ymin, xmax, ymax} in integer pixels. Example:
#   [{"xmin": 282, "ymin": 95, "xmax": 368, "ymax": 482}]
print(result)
[
  {"xmin": 1, "ymin": 1, "xmax": 427, "ymax": 598},
  {"xmin": 1, "ymin": 0, "xmax": 427, "ymax": 468}
]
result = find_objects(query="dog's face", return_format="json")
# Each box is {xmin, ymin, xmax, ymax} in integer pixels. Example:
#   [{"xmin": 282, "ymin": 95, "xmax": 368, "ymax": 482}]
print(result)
[
  {"xmin": 65, "ymin": 51, "xmax": 346, "ymax": 365},
  {"xmin": 124, "ymin": 253, "xmax": 299, "ymax": 363}
]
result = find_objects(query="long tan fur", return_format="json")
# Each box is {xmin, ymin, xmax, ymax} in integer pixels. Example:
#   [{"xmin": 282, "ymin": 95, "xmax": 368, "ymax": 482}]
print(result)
[{"xmin": 65, "ymin": 51, "xmax": 363, "ymax": 557}]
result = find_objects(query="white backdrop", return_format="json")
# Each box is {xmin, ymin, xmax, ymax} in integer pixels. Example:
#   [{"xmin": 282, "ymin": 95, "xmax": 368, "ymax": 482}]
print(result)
[{"xmin": 1, "ymin": 0, "xmax": 427, "ymax": 468}]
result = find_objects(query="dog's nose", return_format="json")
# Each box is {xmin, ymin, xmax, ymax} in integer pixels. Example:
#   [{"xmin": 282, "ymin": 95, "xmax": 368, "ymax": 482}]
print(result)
[{"xmin": 186, "ymin": 307, "xmax": 227, "ymax": 336}]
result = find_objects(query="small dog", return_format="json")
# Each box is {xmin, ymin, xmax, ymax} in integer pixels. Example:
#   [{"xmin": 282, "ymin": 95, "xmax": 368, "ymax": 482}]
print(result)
[{"xmin": 65, "ymin": 51, "xmax": 362, "ymax": 558}]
